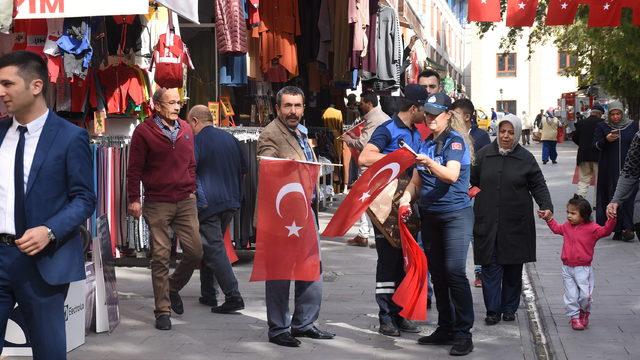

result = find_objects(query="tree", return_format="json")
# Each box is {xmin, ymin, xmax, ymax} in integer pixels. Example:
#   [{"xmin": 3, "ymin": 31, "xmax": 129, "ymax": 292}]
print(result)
[{"xmin": 477, "ymin": 2, "xmax": 640, "ymax": 119}]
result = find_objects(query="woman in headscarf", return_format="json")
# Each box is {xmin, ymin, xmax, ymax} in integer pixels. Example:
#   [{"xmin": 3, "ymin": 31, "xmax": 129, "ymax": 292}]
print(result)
[
  {"xmin": 471, "ymin": 114, "xmax": 553, "ymax": 325},
  {"xmin": 540, "ymin": 108, "xmax": 560, "ymax": 164},
  {"xmin": 594, "ymin": 101, "xmax": 639, "ymax": 241}
]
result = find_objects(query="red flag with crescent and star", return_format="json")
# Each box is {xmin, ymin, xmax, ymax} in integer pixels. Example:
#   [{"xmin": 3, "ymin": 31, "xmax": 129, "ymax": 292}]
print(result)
[
  {"xmin": 250, "ymin": 158, "xmax": 321, "ymax": 282},
  {"xmin": 506, "ymin": 0, "xmax": 539, "ymax": 27},
  {"xmin": 322, "ymin": 147, "xmax": 416, "ymax": 237},
  {"xmin": 392, "ymin": 217, "xmax": 428, "ymax": 321},
  {"xmin": 468, "ymin": 0, "xmax": 502, "ymax": 22},
  {"xmin": 545, "ymin": 0, "xmax": 584, "ymax": 25},
  {"xmin": 344, "ymin": 121, "xmax": 366, "ymax": 159},
  {"xmin": 587, "ymin": 0, "xmax": 623, "ymax": 27}
]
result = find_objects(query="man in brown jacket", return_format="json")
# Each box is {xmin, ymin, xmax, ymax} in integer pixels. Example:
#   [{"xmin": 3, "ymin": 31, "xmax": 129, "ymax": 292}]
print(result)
[{"xmin": 257, "ymin": 86, "xmax": 335, "ymax": 347}]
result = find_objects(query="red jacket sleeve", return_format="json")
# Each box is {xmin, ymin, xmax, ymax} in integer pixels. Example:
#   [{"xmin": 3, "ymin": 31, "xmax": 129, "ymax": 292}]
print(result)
[
  {"xmin": 546, "ymin": 219, "xmax": 564, "ymax": 236},
  {"xmin": 593, "ymin": 217, "xmax": 617, "ymax": 240},
  {"xmin": 127, "ymin": 126, "xmax": 148, "ymax": 204}
]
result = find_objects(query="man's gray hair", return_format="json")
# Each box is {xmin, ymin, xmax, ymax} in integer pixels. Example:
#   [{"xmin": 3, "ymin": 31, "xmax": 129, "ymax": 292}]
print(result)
[
  {"xmin": 152, "ymin": 88, "xmax": 168, "ymax": 104},
  {"xmin": 276, "ymin": 86, "xmax": 305, "ymax": 107}
]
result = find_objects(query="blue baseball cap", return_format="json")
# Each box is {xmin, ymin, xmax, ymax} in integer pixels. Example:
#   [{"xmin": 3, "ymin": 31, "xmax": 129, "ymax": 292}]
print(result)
[
  {"xmin": 403, "ymin": 84, "xmax": 430, "ymax": 105},
  {"xmin": 424, "ymin": 92, "xmax": 452, "ymax": 115}
]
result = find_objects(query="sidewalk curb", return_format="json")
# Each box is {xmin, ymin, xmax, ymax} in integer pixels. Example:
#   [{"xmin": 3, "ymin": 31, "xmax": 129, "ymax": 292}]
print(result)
[{"xmin": 523, "ymin": 263, "xmax": 557, "ymax": 360}]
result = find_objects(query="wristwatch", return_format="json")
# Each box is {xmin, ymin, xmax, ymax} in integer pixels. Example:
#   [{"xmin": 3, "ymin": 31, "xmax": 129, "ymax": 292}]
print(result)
[{"xmin": 46, "ymin": 227, "xmax": 56, "ymax": 243}]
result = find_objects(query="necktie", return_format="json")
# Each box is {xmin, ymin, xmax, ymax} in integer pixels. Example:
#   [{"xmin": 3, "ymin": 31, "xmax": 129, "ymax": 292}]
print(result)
[{"xmin": 14, "ymin": 125, "xmax": 27, "ymax": 237}]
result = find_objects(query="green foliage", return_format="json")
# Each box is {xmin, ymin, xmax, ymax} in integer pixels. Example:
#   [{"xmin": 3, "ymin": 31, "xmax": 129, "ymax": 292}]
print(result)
[{"xmin": 476, "ymin": 1, "xmax": 640, "ymax": 118}]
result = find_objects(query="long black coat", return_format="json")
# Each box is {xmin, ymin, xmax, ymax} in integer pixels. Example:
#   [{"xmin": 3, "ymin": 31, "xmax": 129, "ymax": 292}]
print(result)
[
  {"xmin": 471, "ymin": 141, "xmax": 553, "ymax": 265},
  {"xmin": 572, "ymin": 115, "xmax": 602, "ymax": 164}
]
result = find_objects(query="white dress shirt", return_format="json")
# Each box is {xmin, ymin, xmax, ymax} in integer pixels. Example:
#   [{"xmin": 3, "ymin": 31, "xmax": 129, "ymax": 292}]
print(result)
[{"xmin": 0, "ymin": 110, "xmax": 49, "ymax": 235}]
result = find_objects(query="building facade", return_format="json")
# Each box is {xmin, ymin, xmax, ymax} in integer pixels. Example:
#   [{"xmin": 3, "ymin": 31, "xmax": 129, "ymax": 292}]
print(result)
[{"xmin": 467, "ymin": 23, "xmax": 578, "ymax": 118}]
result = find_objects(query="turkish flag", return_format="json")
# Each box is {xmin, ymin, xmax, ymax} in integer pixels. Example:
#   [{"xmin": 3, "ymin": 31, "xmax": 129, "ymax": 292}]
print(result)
[
  {"xmin": 250, "ymin": 158, "xmax": 321, "ymax": 281},
  {"xmin": 322, "ymin": 147, "xmax": 416, "ymax": 237},
  {"xmin": 622, "ymin": 0, "xmax": 640, "ymax": 25},
  {"xmin": 468, "ymin": 0, "xmax": 502, "ymax": 22},
  {"xmin": 506, "ymin": 0, "xmax": 539, "ymax": 27},
  {"xmin": 392, "ymin": 218, "xmax": 428, "ymax": 321},
  {"xmin": 224, "ymin": 228, "xmax": 239, "ymax": 264},
  {"xmin": 344, "ymin": 121, "xmax": 366, "ymax": 158},
  {"xmin": 588, "ymin": 0, "xmax": 623, "ymax": 27},
  {"xmin": 545, "ymin": 0, "xmax": 584, "ymax": 25}
]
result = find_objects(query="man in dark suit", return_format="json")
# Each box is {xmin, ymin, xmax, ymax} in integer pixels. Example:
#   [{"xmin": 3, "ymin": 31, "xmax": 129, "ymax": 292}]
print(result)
[
  {"xmin": 0, "ymin": 51, "xmax": 95, "ymax": 359},
  {"xmin": 573, "ymin": 105, "xmax": 604, "ymax": 199}
]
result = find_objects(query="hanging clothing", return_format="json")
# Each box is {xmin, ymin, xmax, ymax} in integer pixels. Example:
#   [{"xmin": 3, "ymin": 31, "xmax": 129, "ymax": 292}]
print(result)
[
  {"xmin": 258, "ymin": 0, "xmax": 301, "ymax": 77},
  {"xmin": 331, "ymin": 0, "xmax": 350, "ymax": 82},
  {"xmin": 57, "ymin": 17, "xmax": 93, "ymax": 79},
  {"xmin": 106, "ymin": 15, "xmax": 143, "ymax": 56},
  {"xmin": 216, "ymin": 0, "xmax": 248, "ymax": 54},
  {"xmin": 316, "ymin": 0, "xmax": 331, "ymax": 67},
  {"xmin": 360, "ymin": 0, "xmax": 378, "ymax": 79},
  {"xmin": 220, "ymin": 54, "xmax": 248, "ymax": 86},
  {"xmin": 12, "ymin": 19, "xmax": 47, "ymax": 55},
  {"xmin": 375, "ymin": 5, "xmax": 402, "ymax": 84},
  {"xmin": 0, "ymin": 0, "xmax": 10, "ymax": 34},
  {"xmin": 98, "ymin": 64, "xmax": 146, "ymax": 114}
]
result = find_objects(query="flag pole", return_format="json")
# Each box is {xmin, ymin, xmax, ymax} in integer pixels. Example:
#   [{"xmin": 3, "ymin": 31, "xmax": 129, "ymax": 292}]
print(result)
[{"xmin": 257, "ymin": 156, "xmax": 343, "ymax": 167}]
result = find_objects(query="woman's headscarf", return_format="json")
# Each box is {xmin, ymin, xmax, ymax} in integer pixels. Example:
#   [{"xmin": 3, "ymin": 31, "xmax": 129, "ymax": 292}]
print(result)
[
  {"xmin": 498, "ymin": 114, "xmax": 522, "ymax": 155},
  {"xmin": 606, "ymin": 101, "xmax": 632, "ymax": 129}
]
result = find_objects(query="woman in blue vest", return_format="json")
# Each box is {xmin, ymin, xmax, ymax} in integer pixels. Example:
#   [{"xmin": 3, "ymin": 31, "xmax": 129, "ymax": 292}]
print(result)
[{"xmin": 399, "ymin": 92, "xmax": 475, "ymax": 356}]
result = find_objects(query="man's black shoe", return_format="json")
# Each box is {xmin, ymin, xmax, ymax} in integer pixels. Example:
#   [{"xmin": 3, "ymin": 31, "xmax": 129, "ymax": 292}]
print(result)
[
  {"xmin": 155, "ymin": 314, "xmax": 171, "ymax": 330},
  {"xmin": 269, "ymin": 332, "xmax": 301, "ymax": 347},
  {"xmin": 417, "ymin": 327, "xmax": 454, "ymax": 345},
  {"xmin": 291, "ymin": 326, "xmax": 335, "ymax": 339},
  {"xmin": 485, "ymin": 312, "xmax": 501, "ymax": 325},
  {"xmin": 395, "ymin": 317, "xmax": 420, "ymax": 333},
  {"xmin": 378, "ymin": 321, "xmax": 401, "ymax": 336},
  {"xmin": 502, "ymin": 312, "xmax": 516, "ymax": 321},
  {"xmin": 169, "ymin": 291, "xmax": 184, "ymax": 315},
  {"xmin": 450, "ymin": 338, "xmax": 474, "ymax": 356},
  {"xmin": 212, "ymin": 296, "xmax": 245, "ymax": 314},
  {"xmin": 199, "ymin": 296, "xmax": 217, "ymax": 307}
]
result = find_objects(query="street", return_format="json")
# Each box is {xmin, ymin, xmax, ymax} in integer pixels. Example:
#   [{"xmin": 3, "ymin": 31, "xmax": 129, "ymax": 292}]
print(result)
[{"xmin": 32, "ymin": 141, "xmax": 640, "ymax": 360}]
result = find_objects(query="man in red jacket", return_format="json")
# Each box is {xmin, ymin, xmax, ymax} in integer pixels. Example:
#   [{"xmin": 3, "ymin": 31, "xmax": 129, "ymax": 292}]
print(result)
[{"xmin": 127, "ymin": 87, "xmax": 202, "ymax": 331}]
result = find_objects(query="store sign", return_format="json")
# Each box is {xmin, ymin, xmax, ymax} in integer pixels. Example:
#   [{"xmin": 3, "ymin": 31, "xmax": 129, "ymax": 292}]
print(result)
[{"xmin": 14, "ymin": 0, "xmax": 148, "ymax": 19}]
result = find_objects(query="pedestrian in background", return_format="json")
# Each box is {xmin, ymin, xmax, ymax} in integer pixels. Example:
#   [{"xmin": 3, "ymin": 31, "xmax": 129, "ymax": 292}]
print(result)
[
  {"xmin": 593, "ymin": 101, "xmax": 638, "ymax": 241},
  {"xmin": 572, "ymin": 105, "xmax": 604, "ymax": 199},
  {"xmin": 540, "ymin": 195, "xmax": 616, "ymax": 330},
  {"xmin": 342, "ymin": 91, "xmax": 389, "ymax": 247},
  {"xmin": 186, "ymin": 105, "xmax": 246, "ymax": 313},
  {"xmin": 607, "ymin": 128, "xmax": 640, "ymax": 242},
  {"xmin": 541, "ymin": 109, "xmax": 560, "ymax": 164},
  {"xmin": 471, "ymin": 115, "xmax": 553, "ymax": 327},
  {"xmin": 127, "ymin": 88, "xmax": 203, "ymax": 331},
  {"xmin": 521, "ymin": 110, "xmax": 532, "ymax": 145}
]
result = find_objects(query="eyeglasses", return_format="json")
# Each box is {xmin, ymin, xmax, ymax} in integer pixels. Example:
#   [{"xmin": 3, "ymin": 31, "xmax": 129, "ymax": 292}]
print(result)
[{"xmin": 158, "ymin": 100, "xmax": 186, "ymax": 107}]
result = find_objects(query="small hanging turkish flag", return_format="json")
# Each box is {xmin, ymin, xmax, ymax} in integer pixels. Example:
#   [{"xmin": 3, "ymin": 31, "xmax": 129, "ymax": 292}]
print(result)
[
  {"xmin": 344, "ymin": 121, "xmax": 366, "ymax": 159},
  {"xmin": 468, "ymin": 0, "xmax": 502, "ymax": 22},
  {"xmin": 545, "ymin": 0, "xmax": 583, "ymax": 25},
  {"xmin": 223, "ymin": 228, "xmax": 239, "ymax": 264},
  {"xmin": 250, "ymin": 158, "xmax": 321, "ymax": 281},
  {"xmin": 392, "ymin": 217, "xmax": 428, "ymax": 321},
  {"xmin": 322, "ymin": 147, "xmax": 416, "ymax": 237},
  {"xmin": 506, "ymin": 0, "xmax": 539, "ymax": 27},
  {"xmin": 588, "ymin": 0, "xmax": 623, "ymax": 27},
  {"xmin": 622, "ymin": 0, "xmax": 640, "ymax": 26}
]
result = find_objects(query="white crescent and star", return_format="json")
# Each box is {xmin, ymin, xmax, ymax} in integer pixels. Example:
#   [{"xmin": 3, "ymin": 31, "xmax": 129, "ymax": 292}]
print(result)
[
  {"xmin": 561, "ymin": 2, "xmax": 568, "ymax": 10},
  {"xmin": 518, "ymin": 2, "xmax": 526, "ymax": 10},
  {"xmin": 275, "ymin": 182, "xmax": 309, "ymax": 237},
  {"xmin": 603, "ymin": 2, "xmax": 610, "ymax": 11},
  {"xmin": 359, "ymin": 163, "xmax": 401, "ymax": 203},
  {"xmin": 480, "ymin": 0, "xmax": 487, "ymax": 4}
]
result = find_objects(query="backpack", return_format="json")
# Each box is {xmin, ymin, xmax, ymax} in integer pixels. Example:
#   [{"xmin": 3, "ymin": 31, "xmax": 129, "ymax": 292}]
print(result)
[{"xmin": 151, "ymin": 30, "xmax": 193, "ymax": 88}]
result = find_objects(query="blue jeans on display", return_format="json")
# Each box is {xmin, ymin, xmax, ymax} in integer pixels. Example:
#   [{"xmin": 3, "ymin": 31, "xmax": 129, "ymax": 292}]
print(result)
[
  {"xmin": 481, "ymin": 253, "xmax": 524, "ymax": 315},
  {"xmin": 541, "ymin": 140, "xmax": 558, "ymax": 162},
  {"xmin": 420, "ymin": 206, "xmax": 475, "ymax": 339}
]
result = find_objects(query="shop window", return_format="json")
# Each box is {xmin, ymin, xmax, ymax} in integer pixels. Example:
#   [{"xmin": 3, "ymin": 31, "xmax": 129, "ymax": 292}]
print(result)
[
  {"xmin": 496, "ymin": 53, "xmax": 517, "ymax": 77},
  {"xmin": 496, "ymin": 100, "xmax": 517, "ymax": 115}
]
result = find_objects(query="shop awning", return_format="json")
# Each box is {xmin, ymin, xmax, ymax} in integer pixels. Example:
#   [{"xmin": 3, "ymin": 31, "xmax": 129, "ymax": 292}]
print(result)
[
  {"xmin": 14, "ymin": 0, "xmax": 149, "ymax": 19},
  {"xmin": 155, "ymin": 0, "xmax": 199, "ymax": 24}
]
